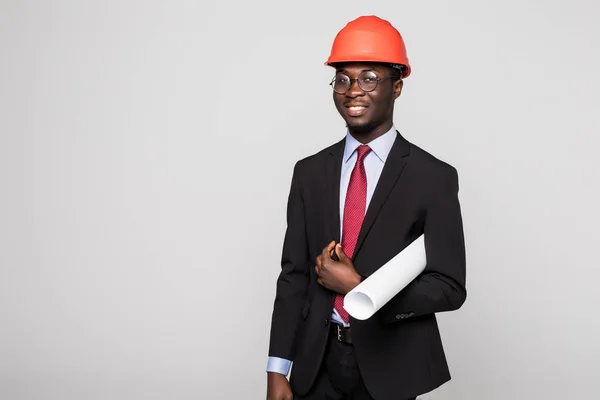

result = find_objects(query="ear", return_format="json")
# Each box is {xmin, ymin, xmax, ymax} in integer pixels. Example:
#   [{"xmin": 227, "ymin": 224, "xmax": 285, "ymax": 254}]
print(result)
[{"xmin": 393, "ymin": 79, "xmax": 403, "ymax": 100}]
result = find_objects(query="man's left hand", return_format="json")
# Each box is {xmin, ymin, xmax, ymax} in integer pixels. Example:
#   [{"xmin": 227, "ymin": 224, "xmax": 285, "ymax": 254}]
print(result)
[{"xmin": 315, "ymin": 241, "xmax": 362, "ymax": 294}]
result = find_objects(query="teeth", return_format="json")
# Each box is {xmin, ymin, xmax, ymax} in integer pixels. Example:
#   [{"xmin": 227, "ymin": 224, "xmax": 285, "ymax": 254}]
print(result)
[{"xmin": 349, "ymin": 106, "xmax": 365, "ymax": 110}]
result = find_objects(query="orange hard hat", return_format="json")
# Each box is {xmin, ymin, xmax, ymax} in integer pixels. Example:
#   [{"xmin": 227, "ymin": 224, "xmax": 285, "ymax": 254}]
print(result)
[{"xmin": 325, "ymin": 15, "xmax": 411, "ymax": 79}]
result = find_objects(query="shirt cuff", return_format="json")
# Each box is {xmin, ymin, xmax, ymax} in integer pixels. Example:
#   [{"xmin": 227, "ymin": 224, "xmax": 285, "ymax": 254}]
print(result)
[{"xmin": 266, "ymin": 357, "xmax": 292, "ymax": 376}]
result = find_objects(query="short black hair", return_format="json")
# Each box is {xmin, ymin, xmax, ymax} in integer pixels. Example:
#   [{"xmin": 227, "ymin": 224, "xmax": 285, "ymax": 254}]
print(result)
[{"xmin": 388, "ymin": 64, "xmax": 405, "ymax": 81}]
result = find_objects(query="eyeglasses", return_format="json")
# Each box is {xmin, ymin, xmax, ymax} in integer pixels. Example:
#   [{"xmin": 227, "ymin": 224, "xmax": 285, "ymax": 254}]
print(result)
[{"xmin": 329, "ymin": 70, "xmax": 396, "ymax": 94}]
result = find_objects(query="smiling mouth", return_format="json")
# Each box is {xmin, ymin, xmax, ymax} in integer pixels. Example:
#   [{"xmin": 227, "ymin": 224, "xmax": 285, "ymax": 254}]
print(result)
[{"xmin": 346, "ymin": 105, "xmax": 368, "ymax": 117}]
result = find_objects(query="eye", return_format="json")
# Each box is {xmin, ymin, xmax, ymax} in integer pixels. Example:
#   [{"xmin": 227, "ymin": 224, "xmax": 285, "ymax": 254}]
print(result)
[
  {"xmin": 335, "ymin": 76, "xmax": 350, "ymax": 84},
  {"xmin": 360, "ymin": 71, "xmax": 379, "ymax": 83}
]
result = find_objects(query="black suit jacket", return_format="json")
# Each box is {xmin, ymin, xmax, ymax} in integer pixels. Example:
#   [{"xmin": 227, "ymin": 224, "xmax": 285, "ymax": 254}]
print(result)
[{"xmin": 268, "ymin": 132, "xmax": 467, "ymax": 399}]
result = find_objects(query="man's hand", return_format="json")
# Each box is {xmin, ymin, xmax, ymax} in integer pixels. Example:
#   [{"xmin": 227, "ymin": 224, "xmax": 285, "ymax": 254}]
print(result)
[
  {"xmin": 315, "ymin": 241, "xmax": 362, "ymax": 294},
  {"xmin": 266, "ymin": 372, "xmax": 293, "ymax": 400}
]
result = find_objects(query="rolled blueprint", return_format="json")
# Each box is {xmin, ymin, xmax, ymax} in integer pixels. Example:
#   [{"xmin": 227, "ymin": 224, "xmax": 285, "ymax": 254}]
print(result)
[{"xmin": 344, "ymin": 234, "xmax": 427, "ymax": 320}]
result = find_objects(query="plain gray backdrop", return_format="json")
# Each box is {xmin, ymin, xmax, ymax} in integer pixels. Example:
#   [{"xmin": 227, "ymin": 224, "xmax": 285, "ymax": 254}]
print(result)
[{"xmin": 1, "ymin": 0, "xmax": 599, "ymax": 399}]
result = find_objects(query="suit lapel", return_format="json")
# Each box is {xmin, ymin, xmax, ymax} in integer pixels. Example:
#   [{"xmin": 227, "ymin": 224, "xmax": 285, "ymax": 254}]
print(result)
[
  {"xmin": 326, "ymin": 138, "xmax": 346, "ymax": 244},
  {"xmin": 353, "ymin": 132, "xmax": 411, "ymax": 259}
]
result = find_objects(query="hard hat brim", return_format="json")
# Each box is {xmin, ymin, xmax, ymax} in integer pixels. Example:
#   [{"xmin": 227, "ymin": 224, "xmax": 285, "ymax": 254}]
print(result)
[{"xmin": 324, "ymin": 57, "xmax": 411, "ymax": 79}]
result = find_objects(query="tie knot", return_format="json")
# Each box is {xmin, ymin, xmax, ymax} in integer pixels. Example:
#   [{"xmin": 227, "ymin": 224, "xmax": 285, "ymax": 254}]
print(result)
[{"xmin": 356, "ymin": 145, "xmax": 371, "ymax": 162}]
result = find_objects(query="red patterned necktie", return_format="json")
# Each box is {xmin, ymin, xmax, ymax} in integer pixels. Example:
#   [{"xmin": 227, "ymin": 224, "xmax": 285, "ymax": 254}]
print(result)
[{"xmin": 334, "ymin": 144, "xmax": 371, "ymax": 323}]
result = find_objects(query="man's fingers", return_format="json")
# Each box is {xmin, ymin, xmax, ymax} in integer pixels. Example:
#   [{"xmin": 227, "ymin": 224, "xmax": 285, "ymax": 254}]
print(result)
[
  {"xmin": 335, "ymin": 244, "xmax": 348, "ymax": 262},
  {"xmin": 316, "ymin": 256, "xmax": 323, "ymax": 274},
  {"xmin": 318, "ymin": 277, "xmax": 330, "ymax": 290},
  {"xmin": 328, "ymin": 241, "xmax": 336, "ymax": 258},
  {"xmin": 328, "ymin": 240, "xmax": 336, "ymax": 253},
  {"xmin": 322, "ymin": 241, "xmax": 336, "ymax": 260}
]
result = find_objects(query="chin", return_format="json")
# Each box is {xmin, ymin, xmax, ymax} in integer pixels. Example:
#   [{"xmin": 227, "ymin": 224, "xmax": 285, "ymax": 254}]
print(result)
[{"xmin": 346, "ymin": 118, "xmax": 374, "ymax": 135}]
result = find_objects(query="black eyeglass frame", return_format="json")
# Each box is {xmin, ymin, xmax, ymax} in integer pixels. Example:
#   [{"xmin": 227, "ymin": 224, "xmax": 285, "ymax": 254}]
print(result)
[{"xmin": 329, "ymin": 70, "xmax": 400, "ymax": 94}]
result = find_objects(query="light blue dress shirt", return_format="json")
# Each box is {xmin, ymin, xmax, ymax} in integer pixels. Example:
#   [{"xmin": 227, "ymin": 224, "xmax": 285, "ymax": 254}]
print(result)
[{"xmin": 267, "ymin": 126, "xmax": 398, "ymax": 376}]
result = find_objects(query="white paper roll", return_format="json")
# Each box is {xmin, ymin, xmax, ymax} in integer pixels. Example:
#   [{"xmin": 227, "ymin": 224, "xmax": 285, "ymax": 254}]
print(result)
[{"xmin": 344, "ymin": 234, "xmax": 427, "ymax": 320}]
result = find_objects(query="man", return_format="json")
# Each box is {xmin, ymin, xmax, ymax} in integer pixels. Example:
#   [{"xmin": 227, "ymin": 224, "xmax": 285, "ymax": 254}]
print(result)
[{"xmin": 266, "ymin": 15, "xmax": 467, "ymax": 400}]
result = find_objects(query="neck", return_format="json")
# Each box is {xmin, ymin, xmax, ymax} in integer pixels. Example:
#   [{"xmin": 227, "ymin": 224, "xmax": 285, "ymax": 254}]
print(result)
[{"xmin": 348, "ymin": 120, "xmax": 393, "ymax": 144}]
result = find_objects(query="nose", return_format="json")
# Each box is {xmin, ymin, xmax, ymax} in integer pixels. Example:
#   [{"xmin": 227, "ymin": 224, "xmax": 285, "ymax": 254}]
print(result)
[{"xmin": 346, "ymin": 79, "xmax": 365, "ymax": 98}]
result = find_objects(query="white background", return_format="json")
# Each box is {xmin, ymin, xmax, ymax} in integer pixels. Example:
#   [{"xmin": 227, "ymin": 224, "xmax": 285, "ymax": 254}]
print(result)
[{"xmin": 1, "ymin": 0, "xmax": 599, "ymax": 399}]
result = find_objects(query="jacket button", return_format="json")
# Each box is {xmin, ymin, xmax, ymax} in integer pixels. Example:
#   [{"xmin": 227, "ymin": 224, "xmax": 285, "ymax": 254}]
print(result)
[{"xmin": 324, "ymin": 318, "xmax": 329, "ymax": 325}]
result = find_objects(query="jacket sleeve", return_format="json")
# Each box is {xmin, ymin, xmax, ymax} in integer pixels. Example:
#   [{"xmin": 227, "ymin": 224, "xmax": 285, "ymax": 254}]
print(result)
[
  {"xmin": 267, "ymin": 161, "xmax": 311, "ymax": 359},
  {"xmin": 378, "ymin": 166, "xmax": 467, "ymax": 324}
]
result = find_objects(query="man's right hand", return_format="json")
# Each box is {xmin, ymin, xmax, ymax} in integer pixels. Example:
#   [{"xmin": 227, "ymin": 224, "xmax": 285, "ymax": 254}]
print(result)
[{"xmin": 266, "ymin": 372, "xmax": 293, "ymax": 400}]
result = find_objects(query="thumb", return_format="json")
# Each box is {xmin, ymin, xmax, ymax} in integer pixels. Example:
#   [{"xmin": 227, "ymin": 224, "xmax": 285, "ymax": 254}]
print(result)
[{"xmin": 335, "ymin": 244, "xmax": 349, "ymax": 261}]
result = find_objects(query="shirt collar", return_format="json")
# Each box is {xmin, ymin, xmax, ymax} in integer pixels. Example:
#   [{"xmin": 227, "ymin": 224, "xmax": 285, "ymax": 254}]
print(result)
[{"xmin": 343, "ymin": 125, "xmax": 398, "ymax": 164}]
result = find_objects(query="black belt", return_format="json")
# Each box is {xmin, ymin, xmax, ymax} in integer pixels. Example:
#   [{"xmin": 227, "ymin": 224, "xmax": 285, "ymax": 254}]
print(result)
[{"xmin": 331, "ymin": 323, "xmax": 352, "ymax": 344}]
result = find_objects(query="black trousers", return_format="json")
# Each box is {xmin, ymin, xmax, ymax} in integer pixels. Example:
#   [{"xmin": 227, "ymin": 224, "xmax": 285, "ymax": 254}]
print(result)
[{"xmin": 294, "ymin": 324, "xmax": 417, "ymax": 400}]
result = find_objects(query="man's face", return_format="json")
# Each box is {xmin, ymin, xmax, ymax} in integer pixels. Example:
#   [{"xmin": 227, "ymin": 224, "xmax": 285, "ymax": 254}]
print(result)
[{"xmin": 332, "ymin": 62, "xmax": 403, "ymax": 136}]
